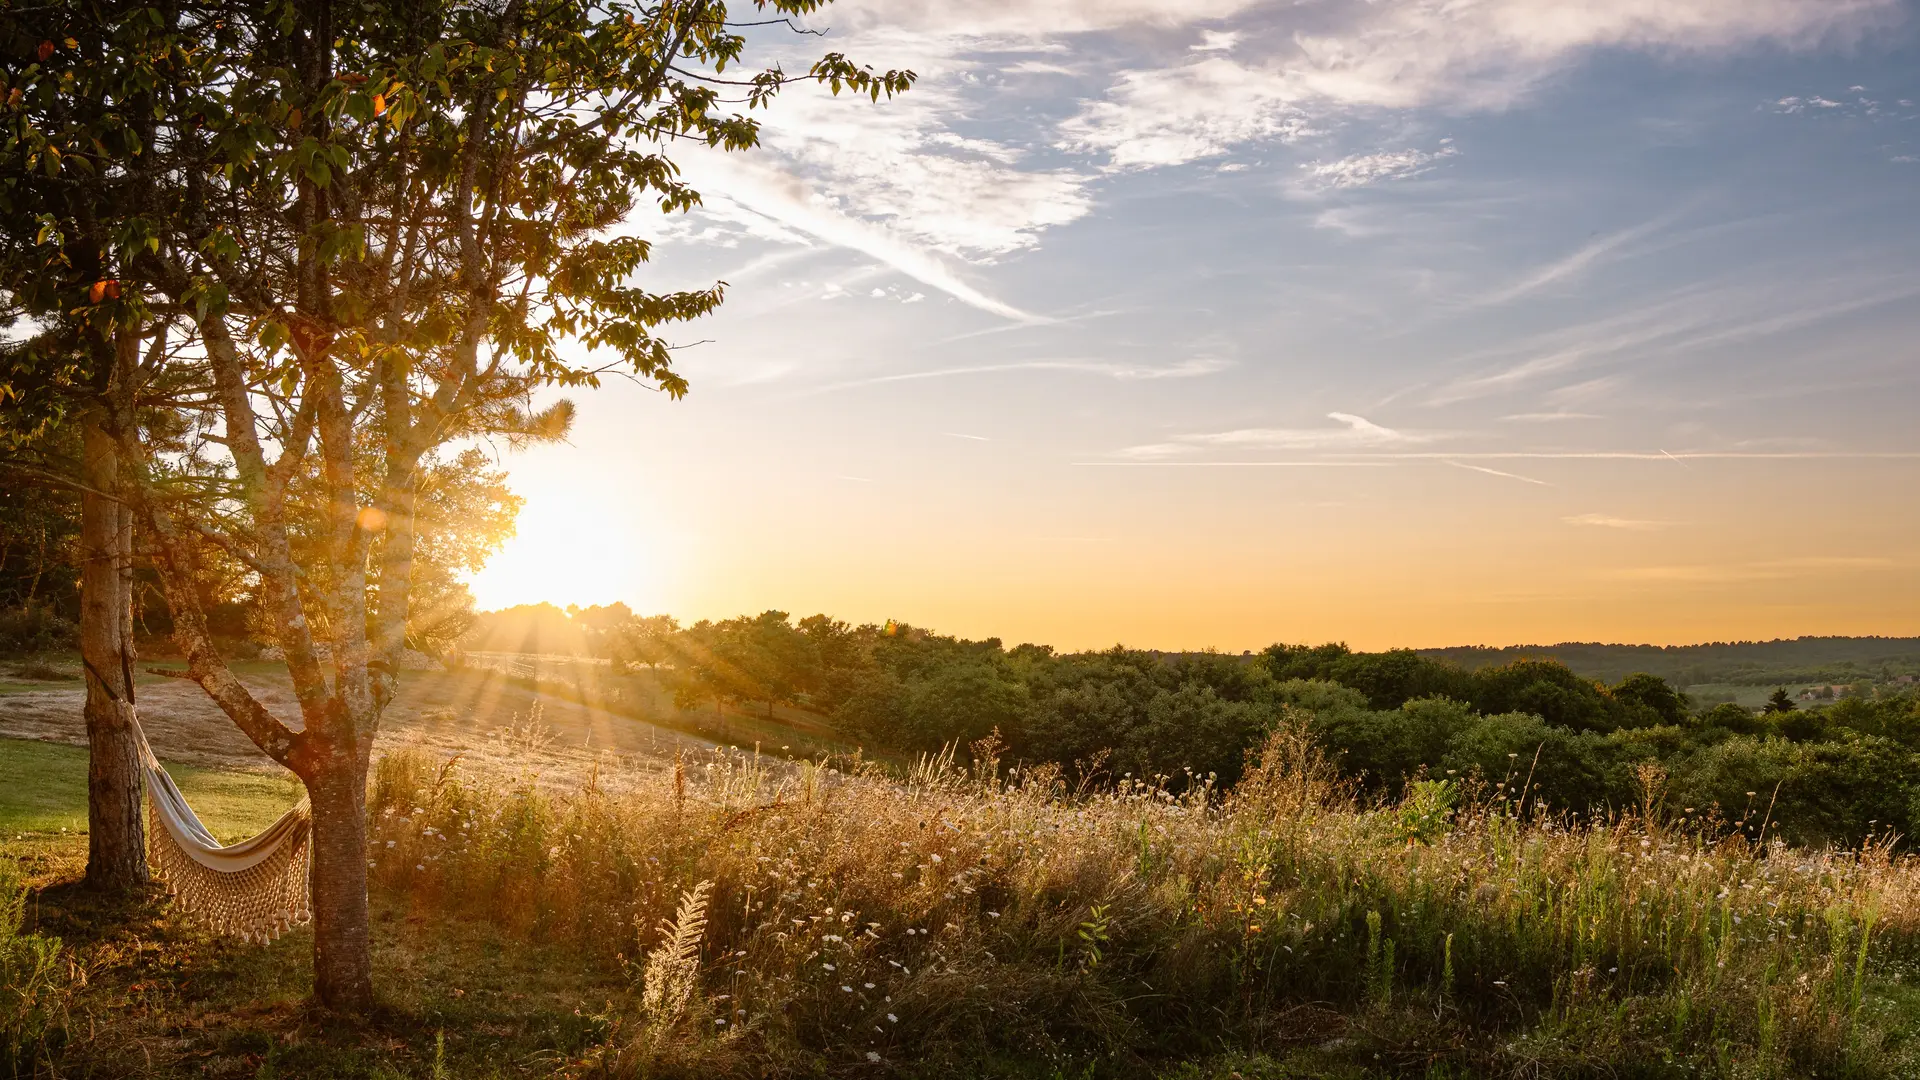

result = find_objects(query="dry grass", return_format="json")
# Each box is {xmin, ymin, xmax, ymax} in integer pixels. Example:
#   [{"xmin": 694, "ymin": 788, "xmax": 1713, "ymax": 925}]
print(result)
[
  {"xmin": 359, "ymin": 721, "xmax": 1920, "ymax": 1078},
  {"xmin": 0, "ymin": 664, "xmax": 715, "ymax": 775}
]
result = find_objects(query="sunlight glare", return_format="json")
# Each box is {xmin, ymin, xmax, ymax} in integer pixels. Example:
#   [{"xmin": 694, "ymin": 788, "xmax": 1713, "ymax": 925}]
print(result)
[{"xmin": 466, "ymin": 482, "xmax": 678, "ymax": 613}]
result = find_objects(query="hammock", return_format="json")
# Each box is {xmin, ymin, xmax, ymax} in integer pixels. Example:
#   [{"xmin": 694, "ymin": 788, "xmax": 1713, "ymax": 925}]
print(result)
[{"xmin": 132, "ymin": 714, "xmax": 313, "ymax": 942}]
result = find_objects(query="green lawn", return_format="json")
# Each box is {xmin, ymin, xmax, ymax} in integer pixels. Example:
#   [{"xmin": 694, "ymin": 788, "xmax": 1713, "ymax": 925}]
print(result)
[{"xmin": 0, "ymin": 735, "xmax": 300, "ymax": 843}]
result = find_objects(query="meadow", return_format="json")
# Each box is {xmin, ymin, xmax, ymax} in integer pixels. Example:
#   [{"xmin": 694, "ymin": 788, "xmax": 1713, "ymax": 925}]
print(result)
[{"xmin": 6, "ymin": 716, "xmax": 1920, "ymax": 1078}]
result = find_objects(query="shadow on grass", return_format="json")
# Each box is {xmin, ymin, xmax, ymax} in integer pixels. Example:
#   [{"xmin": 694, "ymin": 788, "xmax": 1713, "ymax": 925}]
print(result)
[{"xmin": 26, "ymin": 875, "xmax": 627, "ymax": 1080}]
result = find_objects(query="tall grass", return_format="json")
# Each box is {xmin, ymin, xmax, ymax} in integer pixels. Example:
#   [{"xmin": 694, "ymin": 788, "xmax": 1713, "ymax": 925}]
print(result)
[
  {"xmin": 365, "ymin": 720, "xmax": 1920, "ymax": 1078},
  {"xmin": 0, "ymin": 860, "xmax": 74, "ymax": 1075}
]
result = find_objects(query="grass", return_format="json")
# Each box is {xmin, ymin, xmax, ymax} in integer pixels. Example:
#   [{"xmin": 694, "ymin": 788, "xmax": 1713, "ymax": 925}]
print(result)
[
  {"xmin": 5, "ymin": 724, "xmax": 1920, "ymax": 1078},
  {"xmin": 0, "ymin": 737, "xmax": 299, "ymax": 839},
  {"xmin": 459, "ymin": 652, "xmax": 860, "ymax": 760}
]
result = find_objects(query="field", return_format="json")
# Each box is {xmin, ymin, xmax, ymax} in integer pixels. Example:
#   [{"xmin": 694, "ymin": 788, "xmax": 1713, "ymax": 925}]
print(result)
[
  {"xmin": 6, "ymin": 719, "xmax": 1920, "ymax": 1079},
  {"xmin": 0, "ymin": 658, "xmax": 748, "ymax": 775}
]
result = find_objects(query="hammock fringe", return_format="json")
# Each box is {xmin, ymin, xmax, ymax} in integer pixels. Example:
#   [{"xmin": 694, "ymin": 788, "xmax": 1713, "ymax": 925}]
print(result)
[
  {"xmin": 133, "ymin": 716, "xmax": 314, "ymax": 942},
  {"xmin": 146, "ymin": 796, "xmax": 313, "ymax": 941}
]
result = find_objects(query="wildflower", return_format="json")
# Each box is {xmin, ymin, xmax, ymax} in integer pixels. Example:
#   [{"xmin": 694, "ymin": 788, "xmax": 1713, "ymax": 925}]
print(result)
[
  {"xmin": 867, "ymin": 1052, "xmax": 882, "ymax": 1062},
  {"xmin": 887, "ymin": 1013, "xmax": 898, "ymax": 1022}
]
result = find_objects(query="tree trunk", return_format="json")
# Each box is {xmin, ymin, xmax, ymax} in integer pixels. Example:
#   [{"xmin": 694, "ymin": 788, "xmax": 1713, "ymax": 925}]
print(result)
[
  {"xmin": 81, "ymin": 413, "xmax": 146, "ymax": 891},
  {"xmin": 307, "ymin": 752, "xmax": 374, "ymax": 1012}
]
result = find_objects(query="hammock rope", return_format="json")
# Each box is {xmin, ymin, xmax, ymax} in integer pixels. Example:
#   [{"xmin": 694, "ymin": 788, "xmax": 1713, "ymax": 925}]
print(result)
[{"xmin": 132, "ymin": 714, "xmax": 313, "ymax": 942}]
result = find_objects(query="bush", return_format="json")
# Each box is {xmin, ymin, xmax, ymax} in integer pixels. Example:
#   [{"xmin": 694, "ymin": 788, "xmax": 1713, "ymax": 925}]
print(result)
[{"xmin": 0, "ymin": 605, "xmax": 76, "ymax": 656}]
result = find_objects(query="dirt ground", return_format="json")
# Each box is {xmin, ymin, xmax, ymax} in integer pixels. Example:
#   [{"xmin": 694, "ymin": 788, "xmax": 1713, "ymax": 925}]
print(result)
[{"xmin": 0, "ymin": 663, "xmax": 716, "ymax": 780}]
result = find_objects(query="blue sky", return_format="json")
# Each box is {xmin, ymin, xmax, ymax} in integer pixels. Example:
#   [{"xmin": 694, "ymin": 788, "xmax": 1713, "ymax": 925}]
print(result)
[{"xmin": 473, "ymin": 0, "xmax": 1920, "ymax": 650}]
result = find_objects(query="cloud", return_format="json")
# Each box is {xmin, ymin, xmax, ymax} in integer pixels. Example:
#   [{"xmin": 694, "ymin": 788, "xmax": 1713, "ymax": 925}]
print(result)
[
  {"xmin": 1301, "ymin": 144, "xmax": 1459, "ymax": 190},
  {"xmin": 661, "ymin": 0, "xmax": 1900, "ymax": 300},
  {"xmin": 1448, "ymin": 460, "xmax": 1550, "ymax": 486},
  {"xmin": 1425, "ymin": 268, "xmax": 1920, "ymax": 408},
  {"xmin": 1612, "ymin": 556, "xmax": 1897, "ymax": 583},
  {"xmin": 1054, "ymin": 0, "xmax": 1898, "ymax": 169},
  {"xmin": 1430, "ymin": 351, "xmax": 1586, "ymax": 405},
  {"xmin": 1118, "ymin": 411, "xmax": 1430, "ymax": 459},
  {"xmin": 821, "ymin": 356, "xmax": 1231, "ymax": 392},
  {"xmin": 828, "ymin": 0, "xmax": 1262, "ymax": 39},
  {"xmin": 683, "ymin": 154, "xmax": 1037, "ymax": 320},
  {"xmin": 1502, "ymin": 411, "xmax": 1603, "ymax": 422},
  {"xmin": 1350, "ymin": 450, "xmax": 1920, "ymax": 461},
  {"xmin": 1057, "ymin": 57, "xmax": 1321, "ymax": 168},
  {"xmin": 1192, "ymin": 30, "xmax": 1241, "ymax": 53},
  {"xmin": 1564, "ymin": 513, "xmax": 1666, "ymax": 530},
  {"xmin": 1478, "ymin": 211, "xmax": 1683, "ymax": 306}
]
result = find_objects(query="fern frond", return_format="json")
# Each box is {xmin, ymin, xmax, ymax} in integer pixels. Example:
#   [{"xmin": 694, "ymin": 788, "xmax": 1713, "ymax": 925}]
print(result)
[{"xmin": 641, "ymin": 880, "xmax": 711, "ymax": 1042}]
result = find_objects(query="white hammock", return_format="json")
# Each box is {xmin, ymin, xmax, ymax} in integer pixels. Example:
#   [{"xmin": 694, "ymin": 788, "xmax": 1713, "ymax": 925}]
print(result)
[{"xmin": 133, "ymin": 715, "xmax": 313, "ymax": 942}]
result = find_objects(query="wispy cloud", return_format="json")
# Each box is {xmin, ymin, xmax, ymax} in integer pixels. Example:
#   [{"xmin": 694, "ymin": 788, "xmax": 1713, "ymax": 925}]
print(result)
[
  {"xmin": 1057, "ymin": 57, "xmax": 1321, "ymax": 169},
  {"xmin": 1448, "ymin": 460, "xmax": 1551, "ymax": 485},
  {"xmin": 1430, "ymin": 350, "xmax": 1586, "ymax": 405},
  {"xmin": 1611, "ymin": 556, "xmax": 1898, "ymax": 583},
  {"xmin": 944, "ymin": 432, "xmax": 991, "ymax": 441},
  {"xmin": 1072, "ymin": 460, "xmax": 1396, "ymax": 468},
  {"xmin": 1359, "ymin": 451, "xmax": 1920, "ymax": 461},
  {"xmin": 1118, "ymin": 412, "xmax": 1431, "ymax": 459},
  {"xmin": 1052, "ymin": 0, "xmax": 1899, "ymax": 170},
  {"xmin": 1478, "ymin": 211, "xmax": 1682, "ymax": 306},
  {"xmin": 684, "ymin": 155, "xmax": 1038, "ymax": 320},
  {"xmin": 821, "ymin": 356, "xmax": 1231, "ymax": 393},
  {"xmin": 1301, "ymin": 143, "xmax": 1459, "ymax": 191},
  {"xmin": 1503, "ymin": 411, "xmax": 1604, "ymax": 422},
  {"xmin": 1426, "ymin": 271, "xmax": 1920, "ymax": 407},
  {"xmin": 1564, "ymin": 513, "xmax": 1667, "ymax": 530}
]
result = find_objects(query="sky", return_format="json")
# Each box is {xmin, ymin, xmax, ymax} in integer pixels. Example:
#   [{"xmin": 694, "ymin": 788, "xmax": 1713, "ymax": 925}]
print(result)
[{"xmin": 468, "ymin": 0, "xmax": 1920, "ymax": 652}]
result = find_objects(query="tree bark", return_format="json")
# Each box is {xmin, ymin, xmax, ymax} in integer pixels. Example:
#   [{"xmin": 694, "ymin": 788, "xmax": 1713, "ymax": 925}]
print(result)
[
  {"xmin": 81, "ymin": 411, "xmax": 146, "ymax": 891},
  {"xmin": 306, "ymin": 748, "xmax": 374, "ymax": 1012}
]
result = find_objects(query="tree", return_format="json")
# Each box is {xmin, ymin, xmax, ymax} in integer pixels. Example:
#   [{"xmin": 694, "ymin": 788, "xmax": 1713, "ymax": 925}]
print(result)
[
  {"xmin": 607, "ymin": 612, "xmax": 679, "ymax": 670},
  {"xmin": 1765, "ymin": 688, "xmax": 1798, "ymax": 714},
  {"xmin": 1612, "ymin": 672, "xmax": 1690, "ymax": 727},
  {"xmin": 3, "ymin": 0, "xmax": 910, "ymax": 1010},
  {"xmin": 0, "ymin": 3, "xmax": 183, "ymax": 891},
  {"xmin": 276, "ymin": 443, "xmax": 526, "ymax": 658}
]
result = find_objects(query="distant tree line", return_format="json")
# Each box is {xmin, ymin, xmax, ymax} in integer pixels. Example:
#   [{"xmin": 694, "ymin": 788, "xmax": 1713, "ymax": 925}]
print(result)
[
  {"xmin": 499, "ymin": 611, "xmax": 1920, "ymax": 851},
  {"xmin": 1420, "ymin": 638, "xmax": 1920, "ymax": 687}
]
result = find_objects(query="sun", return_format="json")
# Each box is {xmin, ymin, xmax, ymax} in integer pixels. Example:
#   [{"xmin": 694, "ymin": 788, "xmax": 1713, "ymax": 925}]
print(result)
[{"xmin": 465, "ymin": 486, "xmax": 672, "ymax": 613}]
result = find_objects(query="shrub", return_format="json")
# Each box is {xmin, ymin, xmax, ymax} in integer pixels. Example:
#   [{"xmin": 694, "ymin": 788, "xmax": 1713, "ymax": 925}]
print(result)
[{"xmin": 0, "ymin": 605, "xmax": 76, "ymax": 657}]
